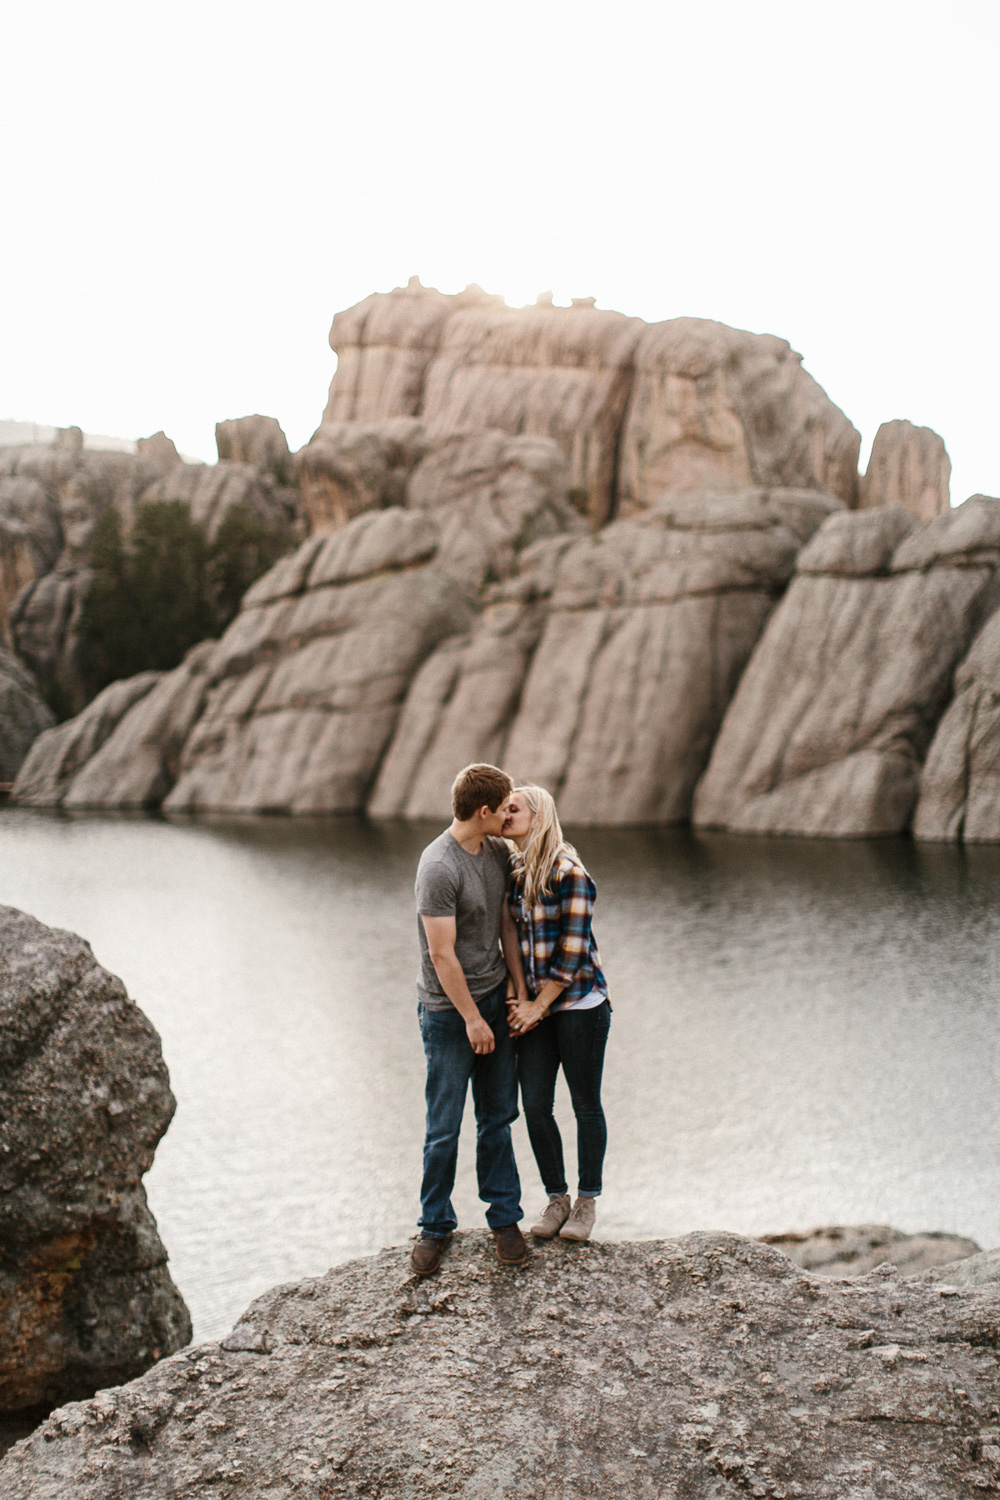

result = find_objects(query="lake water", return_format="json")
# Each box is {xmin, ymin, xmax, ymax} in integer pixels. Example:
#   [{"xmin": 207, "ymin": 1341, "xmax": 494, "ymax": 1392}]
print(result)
[{"xmin": 1, "ymin": 809, "xmax": 998, "ymax": 1343}]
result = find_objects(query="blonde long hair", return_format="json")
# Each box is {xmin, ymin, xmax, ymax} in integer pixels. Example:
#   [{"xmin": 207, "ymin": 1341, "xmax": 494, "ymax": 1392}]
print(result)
[{"xmin": 510, "ymin": 785, "xmax": 580, "ymax": 908}]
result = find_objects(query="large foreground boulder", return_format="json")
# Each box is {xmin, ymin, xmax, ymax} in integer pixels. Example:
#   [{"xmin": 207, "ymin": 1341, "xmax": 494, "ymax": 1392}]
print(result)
[
  {"xmin": 693, "ymin": 497, "xmax": 1000, "ymax": 836},
  {"xmin": 4, "ymin": 1230, "xmax": 1000, "ymax": 1497},
  {"xmin": 0, "ymin": 907, "xmax": 190, "ymax": 1415}
]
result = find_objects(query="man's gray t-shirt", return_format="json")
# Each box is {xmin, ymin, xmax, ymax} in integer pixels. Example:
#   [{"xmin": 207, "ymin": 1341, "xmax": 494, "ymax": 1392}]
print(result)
[{"xmin": 415, "ymin": 830, "xmax": 510, "ymax": 1010}]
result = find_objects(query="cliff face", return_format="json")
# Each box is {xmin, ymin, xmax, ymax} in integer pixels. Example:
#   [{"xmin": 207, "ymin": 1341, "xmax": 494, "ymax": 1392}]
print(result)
[
  {"xmin": 0, "ymin": 425, "xmax": 299, "ymax": 723},
  {"xmin": 693, "ymin": 498, "xmax": 1000, "ymax": 836},
  {"xmin": 371, "ymin": 487, "xmax": 840, "ymax": 823},
  {"xmin": 0, "ymin": 906, "xmax": 190, "ymax": 1416},
  {"xmin": 322, "ymin": 279, "xmax": 862, "ymax": 526},
  {"xmin": 13, "ymin": 280, "xmax": 989, "ymax": 835},
  {"xmin": 3, "ymin": 1230, "xmax": 999, "ymax": 1498},
  {"xmin": 0, "ymin": 645, "xmax": 53, "ymax": 781}
]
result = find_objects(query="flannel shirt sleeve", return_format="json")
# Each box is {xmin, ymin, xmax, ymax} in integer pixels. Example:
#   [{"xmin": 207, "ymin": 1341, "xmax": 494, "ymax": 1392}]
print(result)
[{"xmin": 547, "ymin": 865, "xmax": 597, "ymax": 987}]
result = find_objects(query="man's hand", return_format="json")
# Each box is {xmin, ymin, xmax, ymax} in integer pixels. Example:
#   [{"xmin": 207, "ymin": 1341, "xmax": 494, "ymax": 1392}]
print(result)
[{"xmin": 466, "ymin": 1013, "xmax": 495, "ymax": 1055}]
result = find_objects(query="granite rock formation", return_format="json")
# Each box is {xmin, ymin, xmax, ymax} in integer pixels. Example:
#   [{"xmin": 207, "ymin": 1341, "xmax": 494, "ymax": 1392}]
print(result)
[
  {"xmin": 0, "ymin": 905, "xmax": 190, "ymax": 1416},
  {"xmin": 297, "ymin": 416, "xmax": 427, "ymax": 533},
  {"xmin": 161, "ymin": 432, "xmax": 577, "ymax": 815},
  {"xmin": 136, "ymin": 459, "xmax": 296, "ymax": 541},
  {"xmin": 861, "ymin": 419, "xmax": 951, "ymax": 519},
  {"xmin": 215, "ymin": 415, "xmax": 293, "ymax": 484},
  {"xmin": 617, "ymin": 318, "xmax": 861, "ymax": 515},
  {"xmin": 0, "ymin": 425, "xmax": 299, "ymax": 721},
  {"xmin": 0, "ymin": 647, "xmax": 54, "ymax": 781},
  {"xmin": 136, "ymin": 431, "xmax": 182, "ymax": 469},
  {"xmin": 6, "ymin": 284, "xmax": 976, "ymax": 825},
  {"xmin": 3, "ymin": 1230, "xmax": 1000, "ymax": 1498},
  {"xmin": 914, "ymin": 598, "xmax": 1000, "ymax": 842},
  {"xmin": 372, "ymin": 487, "xmax": 841, "ymax": 823},
  {"xmin": 693, "ymin": 497, "xmax": 1000, "ymax": 836},
  {"xmin": 0, "ymin": 477, "xmax": 62, "ymax": 644},
  {"xmin": 12, "ymin": 672, "xmax": 165, "ymax": 806},
  {"xmin": 761, "ymin": 1224, "xmax": 981, "ymax": 1278},
  {"xmin": 321, "ymin": 279, "xmax": 862, "ymax": 525}
]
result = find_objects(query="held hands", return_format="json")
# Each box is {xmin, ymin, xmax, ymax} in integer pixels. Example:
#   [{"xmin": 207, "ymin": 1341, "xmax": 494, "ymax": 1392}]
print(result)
[{"xmin": 507, "ymin": 995, "xmax": 546, "ymax": 1036}]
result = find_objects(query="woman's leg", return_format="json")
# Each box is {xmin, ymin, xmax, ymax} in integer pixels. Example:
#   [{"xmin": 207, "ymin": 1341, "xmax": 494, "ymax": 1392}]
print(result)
[
  {"xmin": 515, "ymin": 1017, "xmax": 567, "ymax": 1196},
  {"xmin": 553, "ymin": 1001, "xmax": 610, "ymax": 1196}
]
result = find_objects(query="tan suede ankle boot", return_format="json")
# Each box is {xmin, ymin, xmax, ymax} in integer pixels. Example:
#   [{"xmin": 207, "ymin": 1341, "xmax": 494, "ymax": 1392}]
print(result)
[
  {"xmin": 559, "ymin": 1196, "xmax": 596, "ymax": 1242},
  {"xmin": 530, "ymin": 1194, "xmax": 571, "ymax": 1238}
]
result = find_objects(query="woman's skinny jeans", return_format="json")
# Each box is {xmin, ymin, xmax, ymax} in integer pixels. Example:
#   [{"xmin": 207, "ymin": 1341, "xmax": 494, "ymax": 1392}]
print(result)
[{"xmin": 515, "ymin": 1000, "xmax": 610, "ymax": 1198}]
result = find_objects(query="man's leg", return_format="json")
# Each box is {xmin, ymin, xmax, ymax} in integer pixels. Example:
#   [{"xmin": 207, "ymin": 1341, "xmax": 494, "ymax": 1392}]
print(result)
[
  {"xmin": 469, "ymin": 982, "xmax": 522, "ymax": 1230},
  {"xmin": 418, "ymin": 1002, "xmax": 475, "ymax": 1238}
]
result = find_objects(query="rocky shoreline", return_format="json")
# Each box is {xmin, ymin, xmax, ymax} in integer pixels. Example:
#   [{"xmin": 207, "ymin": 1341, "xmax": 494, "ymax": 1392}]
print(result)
[
  {"xmin": 1, "ymin": 901, "xmax": 996, "ymax": 1493},
  {"xmin": 3, "ymin": 1230, "xmax": 999, "ymax": 1498}
]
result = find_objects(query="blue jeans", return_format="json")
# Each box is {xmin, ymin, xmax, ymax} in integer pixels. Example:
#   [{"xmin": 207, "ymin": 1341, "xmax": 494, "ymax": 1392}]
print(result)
[
  {"xmin": 418, "ymin": 981, "xmax": 522, "ymax": 1237},
  {"xmin": 516, "ymin": 1000, "xmax": 610, "ymax": 1198}
]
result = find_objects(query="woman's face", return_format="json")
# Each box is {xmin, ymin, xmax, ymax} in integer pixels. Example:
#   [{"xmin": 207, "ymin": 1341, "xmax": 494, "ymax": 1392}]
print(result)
[{"xmin": 502, "ymin": 795, "xmax": 533, "ymax": 842}]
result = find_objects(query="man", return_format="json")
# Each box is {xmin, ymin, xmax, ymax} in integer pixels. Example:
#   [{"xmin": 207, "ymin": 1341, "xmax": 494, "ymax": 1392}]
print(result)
[{"xmin": 411, "ymin": 762, "xmax": 529, "ymax": 1275}]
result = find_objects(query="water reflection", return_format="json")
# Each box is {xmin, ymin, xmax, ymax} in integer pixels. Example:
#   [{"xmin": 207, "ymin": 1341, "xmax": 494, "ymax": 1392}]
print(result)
[{"xmin": 1, "ymin": 809, "xmax": 997, "ymax": 1341}]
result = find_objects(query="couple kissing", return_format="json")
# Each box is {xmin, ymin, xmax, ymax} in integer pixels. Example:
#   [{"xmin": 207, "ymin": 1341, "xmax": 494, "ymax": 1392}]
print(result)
[{"xmin": 411, "ymin": 763, "xmax": 611, "ymax": 1276}]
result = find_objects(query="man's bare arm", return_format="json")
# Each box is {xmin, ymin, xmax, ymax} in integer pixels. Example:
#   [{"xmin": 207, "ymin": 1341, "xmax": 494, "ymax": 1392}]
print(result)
[{"xmin": 421, "ymin": 914, "xmax": 495, "ymax": 1055}]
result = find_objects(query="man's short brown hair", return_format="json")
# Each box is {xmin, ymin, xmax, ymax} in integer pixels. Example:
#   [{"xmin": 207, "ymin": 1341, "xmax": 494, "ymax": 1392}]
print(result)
[{"xmin": 451, "ymin": 763, "xmax": 513, "ymax": 822}]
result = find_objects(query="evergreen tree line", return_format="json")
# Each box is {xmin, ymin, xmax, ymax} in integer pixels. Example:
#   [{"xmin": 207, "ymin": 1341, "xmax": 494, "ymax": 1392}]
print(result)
[{"xmin": 76, "ymin": 499, "xmax": 290, "ymax": 706}]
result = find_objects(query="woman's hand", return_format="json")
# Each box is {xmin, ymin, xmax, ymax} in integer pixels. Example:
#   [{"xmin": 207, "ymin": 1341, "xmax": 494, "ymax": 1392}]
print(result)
[{"xmin": 507, "ymin": 997, "xmax": 546, "ymax": 1036}]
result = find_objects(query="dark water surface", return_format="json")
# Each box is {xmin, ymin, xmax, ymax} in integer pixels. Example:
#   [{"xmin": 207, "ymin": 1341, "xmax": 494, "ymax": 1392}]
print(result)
[{"xmin": 1, "ymin": 810, "xmax": 998, "ymax": 1341}]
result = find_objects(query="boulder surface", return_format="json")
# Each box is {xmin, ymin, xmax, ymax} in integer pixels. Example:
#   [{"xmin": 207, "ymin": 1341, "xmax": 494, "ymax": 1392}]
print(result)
[
  {"xmin": 215, "ymin": 415, "xmax": 293, "ymax": 485},
  {"xmin": 322, "ymin": 280, "xmax": 862, "ymax": 527},
  {"xmin": 3, "ymin": 1230, "xmax": 999, "ymax": 1498},
  {"xmin": 861, "ymin": 419, "xmax": 951, "ymax": 519},
  {"xmin": 0, "ymin": 906, "xmax": 191, "ymax": 1415},
  {"xmin": 693, "ymin": 497, "xmax": 1000, "ymax": 836},
  {"xmin": 12, "ymin": 671, "xmax": 163, "ymax": 805},
  {"xmin": 913, "ymin": 574, "xmax": 1000, "ymax": 842},
  {"xmin": 373, "ymin": 487, "xmax": 841, "ymax": 823},
  {"xmin": 761, "ymin": 1224, "xmax": 981, "ymax": 1278}
]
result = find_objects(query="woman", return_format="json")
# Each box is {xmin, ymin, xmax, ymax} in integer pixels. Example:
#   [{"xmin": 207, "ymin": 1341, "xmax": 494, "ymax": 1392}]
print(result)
[{"xmin": 503, "ymin": 785, "xmax": 611, "ymax": 1243}]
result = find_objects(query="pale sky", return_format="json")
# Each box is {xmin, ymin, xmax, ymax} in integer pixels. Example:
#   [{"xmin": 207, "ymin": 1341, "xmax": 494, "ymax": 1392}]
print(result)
[{"xmin": 3, "ymin": 0, "xmax": 998, "ymax": 506}]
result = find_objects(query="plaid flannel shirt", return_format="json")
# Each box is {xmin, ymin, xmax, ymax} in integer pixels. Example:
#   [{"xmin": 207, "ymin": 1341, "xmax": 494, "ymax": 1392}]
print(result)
[{"xmin": 509, "ymin": 854, "xmax": 608, "ymax": 1012}]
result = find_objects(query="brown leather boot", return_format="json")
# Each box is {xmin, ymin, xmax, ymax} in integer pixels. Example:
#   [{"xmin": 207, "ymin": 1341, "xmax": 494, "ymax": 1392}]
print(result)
[
  {"xmin": 410, "ymin": 1233, "xmax": 452, "ymax": 1276},
  {"xmin": 493, "ymin": 1223, "xmax": 529, "ymax": 1265}
]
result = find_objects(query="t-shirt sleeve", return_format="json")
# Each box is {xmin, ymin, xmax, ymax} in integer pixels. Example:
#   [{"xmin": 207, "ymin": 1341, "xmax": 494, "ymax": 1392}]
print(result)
[{"xmin": 416, "ymin": 858, "xmax": 460, "ymax": 917}]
